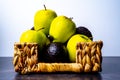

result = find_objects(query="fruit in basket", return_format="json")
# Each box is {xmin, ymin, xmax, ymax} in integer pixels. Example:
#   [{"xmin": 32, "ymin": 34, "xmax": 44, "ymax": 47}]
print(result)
[
  {"xmin": 76, "ymin": 26, "xmax": 93, "ymax": 40},
  {"xmin": 42, "ymin": 42, "xmax": 69, "ymax": 63},
  {"xmin": 34, "ymin": 5, "xmax": 57, "ymax": 35},
  {"xmin": 20, "ymin": 30, "xmax": 49, "ymax": 50},
  {"xmin": 49, "ymin": 16, "xmax": 76, "ymax": 43},
  {"xmin": 67, "ymin": 34, "xmax": 91, "ymax": 62}
]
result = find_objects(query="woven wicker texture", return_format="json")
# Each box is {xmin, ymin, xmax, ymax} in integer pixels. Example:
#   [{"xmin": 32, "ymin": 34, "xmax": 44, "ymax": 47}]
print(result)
[
  {"xmin": 76, "ymin": 41, "xmax": 103, "ymax": 72},
  {"xmin": 13, "ymin": 42, "xmax": 38, "ymax": 74},
  {"xmin": 13, "ymin": 41, "xmax": 103, "ymax": 74}
]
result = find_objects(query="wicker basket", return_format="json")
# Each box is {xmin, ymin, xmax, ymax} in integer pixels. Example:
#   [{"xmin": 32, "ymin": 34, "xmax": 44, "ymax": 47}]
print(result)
[{"xmin": 13, "ymin": 41, "xmax": 103, "ymax": 74}]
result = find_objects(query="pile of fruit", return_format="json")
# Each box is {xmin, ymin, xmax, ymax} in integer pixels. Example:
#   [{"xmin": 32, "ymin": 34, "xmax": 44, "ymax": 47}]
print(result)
[{"xmin": 20, "ymin": 5, "xmax": 93, "ymax": 63}]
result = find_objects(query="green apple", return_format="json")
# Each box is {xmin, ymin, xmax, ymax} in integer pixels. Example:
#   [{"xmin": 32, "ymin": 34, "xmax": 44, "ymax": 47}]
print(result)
[
  {"xmin": 49, "ymin": 15, "xmax": 76, "ymax": 43},
  {"xmin": 34, "ymin": 5, "xmax": 57, "ymax": 35},
  {"xmin": 20, "ymin": 30, "xmax": 49, "ymax": 50},
  {"xmin": 67, "ymin": 34, "xmax": 92, "ymax": 62}
]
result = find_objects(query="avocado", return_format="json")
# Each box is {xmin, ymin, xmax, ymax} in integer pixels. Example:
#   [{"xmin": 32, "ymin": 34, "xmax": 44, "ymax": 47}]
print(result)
[
  {"xmin": 76, "ymin": 26, "xmax": 93, "ymax": 40},
  {"xmin": 42, "ymin": 42, "xmax": 69, "ymax": 63}
]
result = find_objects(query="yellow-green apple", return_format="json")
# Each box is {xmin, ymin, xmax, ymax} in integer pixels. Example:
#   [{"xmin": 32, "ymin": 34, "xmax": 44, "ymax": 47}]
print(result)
[
  {"xmin": 49, "ymin": 15, "xmax": 76, "ymax": 43},
  {"xmin": 20, "ymin": 30, "xmax": 49, "ymax": 50},
  {"xmin": 34, "ymin": 5, "xmax": 57, "ymax": 35},
  {"xmin": 67, "ymin": 34, "xmax": 91, "ymax": 62}
]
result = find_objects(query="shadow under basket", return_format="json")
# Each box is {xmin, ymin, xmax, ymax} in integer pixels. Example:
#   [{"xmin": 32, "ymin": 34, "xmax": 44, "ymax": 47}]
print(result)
[{"xmin": 13, "ymin": 41, "xmax": 103, "ymax": 74}]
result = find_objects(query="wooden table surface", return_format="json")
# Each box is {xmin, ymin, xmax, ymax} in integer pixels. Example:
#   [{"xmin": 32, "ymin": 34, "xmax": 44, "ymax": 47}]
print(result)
[{"xmin": 0, "ymin": 57, "xmax": 120, "ymax": 80}]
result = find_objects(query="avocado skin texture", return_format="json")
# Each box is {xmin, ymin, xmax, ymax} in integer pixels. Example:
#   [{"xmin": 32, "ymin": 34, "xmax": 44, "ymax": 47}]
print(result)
[
  {"xmin": 76, "ymin": 26, "xmax": 93, "ymax": 40},
  {"xmin": 41, "ymin": 42, "xmax": 69, "ymax": 63}
]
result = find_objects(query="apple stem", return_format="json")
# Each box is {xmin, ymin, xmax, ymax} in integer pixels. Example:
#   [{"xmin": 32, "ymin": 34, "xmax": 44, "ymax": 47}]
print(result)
[
  {"xmin": 69, "ymin": 17, "xmax": 73, "ymax": 20},
  {"xmin": 44, "ymin": 4, "xmax": 47, "ymax": 10}
]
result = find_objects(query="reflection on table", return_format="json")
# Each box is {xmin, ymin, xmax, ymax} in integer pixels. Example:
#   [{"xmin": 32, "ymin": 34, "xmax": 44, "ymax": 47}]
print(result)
[{"xmin": 14, "ymin": 73, "xmax": 102, "ymax": 80}]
